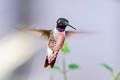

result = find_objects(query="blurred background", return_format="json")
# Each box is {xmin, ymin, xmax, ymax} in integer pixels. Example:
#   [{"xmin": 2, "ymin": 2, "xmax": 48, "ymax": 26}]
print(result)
[{"xmin": 0, "ymin": 0, "xmax": 120, "ymax": 80}]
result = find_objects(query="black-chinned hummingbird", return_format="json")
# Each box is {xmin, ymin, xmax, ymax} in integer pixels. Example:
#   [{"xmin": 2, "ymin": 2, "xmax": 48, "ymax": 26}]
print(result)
[
  {"xmin": 20, "ymin": 18, "xmax": 78, "ymax": 68},
  {"xmin": 44, "ymin": 18, "xmax": 76, "ymax": 68}
]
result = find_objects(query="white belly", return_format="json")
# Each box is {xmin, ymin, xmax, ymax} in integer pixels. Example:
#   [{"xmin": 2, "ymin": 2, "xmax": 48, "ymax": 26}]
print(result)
[
  {"xmin": 47, "ymin": 47, "xmax": 53, "ymax": 57},
  {"xmin": 53, "ymin": 28, "xmax": 65, "ymax": 38}
]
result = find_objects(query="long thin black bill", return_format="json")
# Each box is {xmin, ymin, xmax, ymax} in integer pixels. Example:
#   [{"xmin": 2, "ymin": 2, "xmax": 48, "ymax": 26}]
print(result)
[{"xmin": 67, "ymin": 24, "xmax": 77, "ymax": 30}]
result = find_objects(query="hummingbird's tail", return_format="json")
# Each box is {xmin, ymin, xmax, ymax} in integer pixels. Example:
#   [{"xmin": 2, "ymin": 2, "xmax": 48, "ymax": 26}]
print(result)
[
  {"xmin": 44, "ymin": 56, "xmax": 49, "ymax": 68},
  {"xmin": 44, "ymin": 56, "xmax": 56, "ymax": 68}
]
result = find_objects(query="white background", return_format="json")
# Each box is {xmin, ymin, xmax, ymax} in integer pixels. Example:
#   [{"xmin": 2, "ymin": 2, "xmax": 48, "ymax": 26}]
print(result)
[{"xmin": 0, "ymin": 0, "xmax": 120, "ymax": 80}]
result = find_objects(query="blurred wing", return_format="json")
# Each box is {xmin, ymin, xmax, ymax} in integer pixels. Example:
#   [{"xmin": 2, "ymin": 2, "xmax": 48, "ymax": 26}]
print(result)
[
  {"xmin": 66, "ymin": 30, "xmax": 95, "ymax": 39},
  {"xmin": 17, "ymin": 28, "xmax": 51, "ymax": 39},
  {"xmin": 66, "ymin": 31, "xmax": 88, "ymax": 37}
]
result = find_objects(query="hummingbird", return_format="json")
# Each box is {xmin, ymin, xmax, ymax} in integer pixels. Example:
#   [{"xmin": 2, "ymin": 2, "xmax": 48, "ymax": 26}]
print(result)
[
  {"xmin": 44, "ymin": 18, "xmax": 76, "ymax": 68},
  {"xmin": 19, "ymin": 18, "xmax": 78, "ymax": 68}
]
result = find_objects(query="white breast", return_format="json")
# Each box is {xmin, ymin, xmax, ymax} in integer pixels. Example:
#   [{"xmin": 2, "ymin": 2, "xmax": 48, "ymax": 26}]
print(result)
[
  {"xmin": 53, "ymin": 28, "xmax": 59, "ymax": 37},
  {"xmin": 53, "ymin": 28, "xmax": 65, "ymax": 38}
]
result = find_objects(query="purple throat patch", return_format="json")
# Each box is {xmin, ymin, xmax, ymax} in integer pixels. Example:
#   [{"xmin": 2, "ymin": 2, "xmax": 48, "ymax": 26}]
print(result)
[{"xmin": 57, "ymin": 27, "xmax": 65, "ymax": 32}]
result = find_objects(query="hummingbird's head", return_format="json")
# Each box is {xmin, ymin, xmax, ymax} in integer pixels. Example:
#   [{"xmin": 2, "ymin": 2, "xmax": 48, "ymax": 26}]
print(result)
[{"xmin": 56, "ymin": 18, "xmax": 76, "ymax": 32}]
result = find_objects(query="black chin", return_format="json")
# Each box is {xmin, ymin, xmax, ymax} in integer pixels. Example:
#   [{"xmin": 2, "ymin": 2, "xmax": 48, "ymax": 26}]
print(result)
[
  {"xmin": 57, "ymin": 23, "xmax": 66, "ymax": 29},
  {"xmin": 59, "ymin": 26, "xmax": 66, "ymax": 29}
]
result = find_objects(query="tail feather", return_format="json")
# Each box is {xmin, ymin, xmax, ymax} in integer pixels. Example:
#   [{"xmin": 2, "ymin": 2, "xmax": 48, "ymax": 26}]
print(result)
[
  {"xmin": 49, "ymin": 57, "xmax": 57, "ymax": 68},
  {"xmin": 44, "ymin": 56, "xmax": 49, "ymax": 68},
  {"xmin": 44, "ymin": 56, "xmax": 57, "ymax": 68}
]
